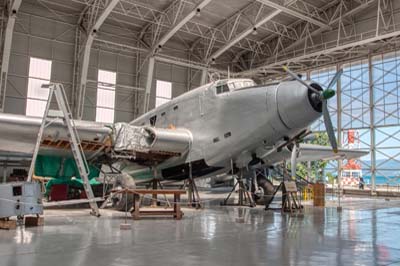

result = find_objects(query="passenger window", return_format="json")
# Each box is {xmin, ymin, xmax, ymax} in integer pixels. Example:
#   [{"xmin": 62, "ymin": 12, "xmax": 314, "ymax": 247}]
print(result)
[
  {"xmin": 150, "ymin": 115, "xmax": 157, "ymax": 126},
  {"xmin": 216, "ymin": 84, "xmax": 229, "ymax": 94}
]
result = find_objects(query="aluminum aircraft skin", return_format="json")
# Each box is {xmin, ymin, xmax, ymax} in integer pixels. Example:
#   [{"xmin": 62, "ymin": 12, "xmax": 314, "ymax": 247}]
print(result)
[
  {"xmin": 0, "ymin": 74, "xmax": 367, "ymax": 192},
  {"xmin": 126, "ymin": 78, "xmax": 329, "ymax": 179}
]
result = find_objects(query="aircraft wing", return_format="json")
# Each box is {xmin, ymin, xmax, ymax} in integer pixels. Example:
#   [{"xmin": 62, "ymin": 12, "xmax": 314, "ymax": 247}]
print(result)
[
  {"xmin": 0, "ymin": 113, "xmax": 111, "ymax": 156},
  {"xmin": 296, "ymin": 143, "xmax": 368, "ymax": 162},
  {"xmin": 0, "ymin": 113, "xmax": 192, "ymax": 164}
]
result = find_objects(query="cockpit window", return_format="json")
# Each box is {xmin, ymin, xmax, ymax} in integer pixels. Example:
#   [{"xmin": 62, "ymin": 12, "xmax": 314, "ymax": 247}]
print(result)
[
  {"xmin": 244, "ymin": 81, "xmax": 254, "ymax": 87},
  {"xmin": 215, "ymin": 79, "xmax": 256, "ymax": 94},
  {"xmin": 216, "ymin": 84, "xmax": 230, "ymax": 94}
]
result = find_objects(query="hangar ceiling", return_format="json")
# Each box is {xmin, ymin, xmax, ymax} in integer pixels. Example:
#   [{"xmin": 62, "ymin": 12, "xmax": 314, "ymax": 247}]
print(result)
[{"xmin": 13, "ymin": 0, "xmax": 400, "ymax": 79}]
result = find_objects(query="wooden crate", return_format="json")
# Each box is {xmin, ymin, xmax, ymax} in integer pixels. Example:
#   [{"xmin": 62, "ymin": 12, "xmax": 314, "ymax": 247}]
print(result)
[
  {"xmin": 313, "ymin": 183, "xmax": 325, "ymax": 207},
  {"xmin": 0, "ymin": 219, "xmax": 17, "ymax": 230},
  {"xmin": 25, "ymin": 216, "xmax": 44, "ymax": 227}
]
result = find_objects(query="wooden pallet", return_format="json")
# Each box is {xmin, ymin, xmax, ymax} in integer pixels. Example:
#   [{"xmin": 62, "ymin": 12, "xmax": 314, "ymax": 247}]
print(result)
[{"xmin": 0, "ymin": 218, "xmax": 17, "ymax": 230}]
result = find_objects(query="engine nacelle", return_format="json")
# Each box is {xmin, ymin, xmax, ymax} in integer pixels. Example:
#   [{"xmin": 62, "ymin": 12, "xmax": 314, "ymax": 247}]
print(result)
[
  {"xmin": 144, "ymin": 127, "xmax": 192, "ymax": 154},
  {"xmin": 276, "ymin": 81, "xmax": 323, "ymax": 129}
]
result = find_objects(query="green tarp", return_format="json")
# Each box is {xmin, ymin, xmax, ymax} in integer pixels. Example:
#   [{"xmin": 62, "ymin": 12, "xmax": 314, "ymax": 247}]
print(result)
[{"xmin": 35, "ymin": 155, "xmax": 100, "ymax": 196}]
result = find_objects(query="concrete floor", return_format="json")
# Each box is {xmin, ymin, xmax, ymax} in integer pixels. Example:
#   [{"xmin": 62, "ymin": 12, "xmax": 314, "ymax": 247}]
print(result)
[{"xmin": 1, "ymin": 195, "xmax": 400, "ymax": 266}]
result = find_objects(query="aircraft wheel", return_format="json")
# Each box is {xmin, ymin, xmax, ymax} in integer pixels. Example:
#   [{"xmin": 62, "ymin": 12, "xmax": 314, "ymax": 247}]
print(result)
[
  {"xmin": 111, "ymin": 173, "xmax": 136, "ymax": 212},
  {"xmin": 255, "ymin": 177, "xmax": 274, "ymax": 207}
]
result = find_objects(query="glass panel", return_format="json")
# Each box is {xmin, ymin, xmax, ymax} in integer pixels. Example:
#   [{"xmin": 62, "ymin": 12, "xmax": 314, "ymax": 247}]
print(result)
[
  {"xmin": 26, "ymin": 57, "xmax": 52, "ymax": 117},
  {"xmin": 97, "ymin": 89, "xmax": 115, "ymax": 108},
  {"xmin": 96, "ymin": 69, "xmax": 116, "ymax": 123},
  {"xmin": 156, "ymin": 97, "xmax": 170, "ymax": 107},
  {"xmin": 29, "ymin": 57, "xmax": 52, "ymax": 79},
  {"xmin": 156, "ymin": 80, "xmax": 172, "ymax": 99},
  {"xmin": 95, "ymin": 107, "xmax": 114, "ymax": 123},
  {"xmin": 26, "ymin": 99, "xmax": 47, "ymax": 117},
  {"xmin": 98, "ymin": 69, "xmax": 116, "ymax": 84},
  {"xmin": 27, "ymin": 78, "xmax": 50, "ymax": 100}
]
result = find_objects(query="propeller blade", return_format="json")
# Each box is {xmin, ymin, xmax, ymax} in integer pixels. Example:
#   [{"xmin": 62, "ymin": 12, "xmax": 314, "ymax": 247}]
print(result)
[
  {"xmin": 322, "ymin": 100, "xmax": 338, "ymax": 153},
  {"xmin": 290, "ymin": 144, "xmax": 297, "ymax": 180},
  {"xmin": 320, "ymin": 69, "xmax": 342, "ymax": 100},
  {"xmin": 282, "ymin": 66, "xmax": 321, "ymax": 94},
  {"xmin": 326, "ymin": 69, "xmax": 343, "ymax": 90}
]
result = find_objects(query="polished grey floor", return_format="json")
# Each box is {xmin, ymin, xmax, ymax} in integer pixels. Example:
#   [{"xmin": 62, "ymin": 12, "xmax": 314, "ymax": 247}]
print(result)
[{"xmin": 1, "ymin": 196, "xmax": 400, "ymax": 266}]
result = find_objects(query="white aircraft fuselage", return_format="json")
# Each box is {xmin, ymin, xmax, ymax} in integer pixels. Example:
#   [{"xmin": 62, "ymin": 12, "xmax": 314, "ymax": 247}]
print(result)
[{"xmin": 125, "ymin": 78, "xmax": 324, "ymax": 181}]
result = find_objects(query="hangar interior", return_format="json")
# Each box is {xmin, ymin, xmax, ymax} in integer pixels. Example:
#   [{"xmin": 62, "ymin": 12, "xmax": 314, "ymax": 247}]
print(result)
[{"xmin": 0, "ymin": 0, "xmax": 400, "ymax": 265}]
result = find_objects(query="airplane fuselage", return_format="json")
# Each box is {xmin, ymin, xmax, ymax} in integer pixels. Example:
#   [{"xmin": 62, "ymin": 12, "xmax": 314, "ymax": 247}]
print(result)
[{"xmin": 126, "ymin": 79, "xmax": 323, "ymax": 181}]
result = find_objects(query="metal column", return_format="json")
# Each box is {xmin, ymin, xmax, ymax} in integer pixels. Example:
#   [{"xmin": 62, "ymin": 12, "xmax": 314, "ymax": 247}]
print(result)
[
  {"xmin": 336, "ymin": 64, "xmax": 343, "ymax": 190},
  {"xmin": 76, "ymin": 0, "xmax": 120, "ymax": 119},
  {"xmin": 143, "ymin": 56, "xmax": 155, "ymax": 113},
  {"xmin": 200, "ymin": 69, "xmax": 208, "ymax": 85},
  {"xmin": 0, "ymin": 0, "xmax": 22, "ymax": 112},
  {"xmin": 368, "ymin": 55, "xmax": 376, "ymax": 193}
]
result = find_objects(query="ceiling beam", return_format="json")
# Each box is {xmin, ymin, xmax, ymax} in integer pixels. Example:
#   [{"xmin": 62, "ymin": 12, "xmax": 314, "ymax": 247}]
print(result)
[
  {"xmin": 76, "ymin": 0, "xmax": 120, "ymax": 119},
  {"xmin": 154, "ymin": 0, "xmax": 213, "ymax": 53},
  {"xmin": 257, "ymin": 0, "xmax": 331, "ymax": 30},
  {"xmin": 239, "ymin": 29, "xmax": 400, "ymax": 76},
  {"xmin": 0, "ymin": 0, "xmax": 23, "ymax": 112},
  {"xmin": 208, "ymin": 9, "xmax": 281, "ymax": 63},
  {"xmin": 140, "ymin": 0, "xmax": 213, "ymax": 54},
  {"xmin": 282, "ymin": 0, "xmax": 377, "ymax": 53}
]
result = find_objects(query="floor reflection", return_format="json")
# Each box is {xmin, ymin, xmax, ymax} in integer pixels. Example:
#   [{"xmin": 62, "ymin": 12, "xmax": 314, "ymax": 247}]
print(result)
[{"xmin": 0, "ymin": 200, "xmax": 399, "ymax": 266}]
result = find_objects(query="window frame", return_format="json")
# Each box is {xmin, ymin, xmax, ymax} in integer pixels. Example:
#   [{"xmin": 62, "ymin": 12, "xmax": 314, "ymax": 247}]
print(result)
[
  {"xmin": 155, "ymin": 80, "xmax": 172, "ymax": 108},
  {"xmin": 26, "ymin": 57, "xmax": 52, "ymax": 117},
  {"xmin": 95, "ymin": 69, "xmax": 116, "ymax": 123}
]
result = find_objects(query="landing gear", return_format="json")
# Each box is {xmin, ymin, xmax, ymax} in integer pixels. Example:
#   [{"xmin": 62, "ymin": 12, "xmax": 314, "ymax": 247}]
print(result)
[
  {"xmin": 254, "ymin": 176, "xmax": 275, "ymax": 208},
  {"xmin": 111, "ymin": 173, "xmax": 136, "ymax": 211},
  {"xmin": 220, "ymin": 172, "xmax": 255, "ymax": 207}
]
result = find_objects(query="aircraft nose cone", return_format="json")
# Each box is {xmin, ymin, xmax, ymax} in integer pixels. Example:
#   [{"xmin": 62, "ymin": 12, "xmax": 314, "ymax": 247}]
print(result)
[{"xmin": 276, "ymin": 81, "xmax": 323, "ymax": 129}]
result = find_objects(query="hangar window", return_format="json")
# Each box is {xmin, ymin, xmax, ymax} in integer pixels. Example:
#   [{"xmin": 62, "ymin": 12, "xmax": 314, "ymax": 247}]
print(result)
[
  {"xmin": 156, "ymin": 80, "xmax": 172, "ymax": 107},
  {"xmin": 26, "ymin": 57, "xmax": 52, "ymax": 117},
  {"xmin": 96, "ymin": 69, "xmax": 116, "ymax": 123}
]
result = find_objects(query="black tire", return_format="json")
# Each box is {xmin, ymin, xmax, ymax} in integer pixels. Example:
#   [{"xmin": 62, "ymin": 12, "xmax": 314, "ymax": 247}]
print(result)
[
  {"xmin": 111, "ymin": 173, "xmax": 136, "ymax": 212},
  {"xmin": 254, "ymin": 177, "xmax": 274, "ymax": 207}
]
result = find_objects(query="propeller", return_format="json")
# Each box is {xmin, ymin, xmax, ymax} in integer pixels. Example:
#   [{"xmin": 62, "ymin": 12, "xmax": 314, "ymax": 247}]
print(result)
[
  {"xmin": 283, "ymin": 66, "xmax": 343, "ymax": 153},
  {"xmin": 290, "ymin": 143, "xmax": 298, "ymax": 180}
]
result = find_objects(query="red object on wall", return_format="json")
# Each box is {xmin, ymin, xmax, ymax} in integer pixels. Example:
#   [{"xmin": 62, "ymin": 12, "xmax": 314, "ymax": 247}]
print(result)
[
  {"xmin": 49, "ymin": 184, "xmax": 68, "ymax": 201},
  {"xmin": 348, "ymin": 130, "xmax": 355, "ymax": 144},
  {"xmin": 80, "ymin": 190, "xmax": 87, "ymax": 199},
  {"xmin": 343, "ymin": 159, "xmax": 362, "ymax": 170}
]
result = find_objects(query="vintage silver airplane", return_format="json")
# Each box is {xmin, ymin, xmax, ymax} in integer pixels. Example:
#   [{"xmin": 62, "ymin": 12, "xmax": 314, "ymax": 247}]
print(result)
[{"xmin": 0, "ymin": 67, "xmax": 367, "ymax": 206}]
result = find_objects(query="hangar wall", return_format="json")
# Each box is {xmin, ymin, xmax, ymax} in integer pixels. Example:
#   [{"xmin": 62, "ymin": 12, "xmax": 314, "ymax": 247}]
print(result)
[
  {"xmin": 309, "ymin": 53, "xmax": 400, "ymax": 189},
  {"xmin": 3, "ymin": 2, "xmax": 200, "ymax": 123}
]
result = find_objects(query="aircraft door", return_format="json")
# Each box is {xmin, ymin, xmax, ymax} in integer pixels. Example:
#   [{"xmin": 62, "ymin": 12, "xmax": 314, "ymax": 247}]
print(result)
[
  {"xmin": 200, "ymin": 86, "xmax": 216, "ymax": 117},
  {"xmin": 199, "ymin": 86, "xmax": 220, "ymax": 164}
]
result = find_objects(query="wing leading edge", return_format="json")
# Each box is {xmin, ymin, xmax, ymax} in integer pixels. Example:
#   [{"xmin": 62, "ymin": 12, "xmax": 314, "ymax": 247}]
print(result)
[
  {"xmin": 296, "ymin": 143, "xmax": 369, "ymax": 162},
  {"xmin": 0, "ymin": 113, "xmax": 192, "ymax": 166}
]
